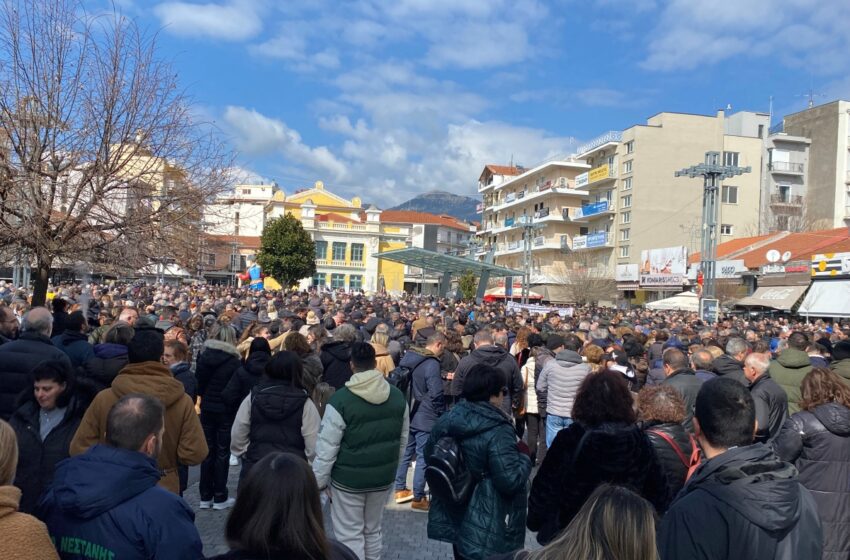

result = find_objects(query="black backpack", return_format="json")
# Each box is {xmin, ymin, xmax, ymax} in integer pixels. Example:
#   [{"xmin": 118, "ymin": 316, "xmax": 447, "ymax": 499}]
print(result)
[
  {"xmin": 387, "ymin": 365, "xmax": 413, "ymax": 402},
  {"xmin": 424, "ymin": 436, "xmax": 475, "ymax": 506}
]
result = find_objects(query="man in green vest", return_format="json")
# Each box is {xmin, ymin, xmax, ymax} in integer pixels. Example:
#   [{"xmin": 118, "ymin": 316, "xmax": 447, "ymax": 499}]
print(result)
[{"xmin": 313, "ymin": 342, "xmax": 409, "ymax": 560}]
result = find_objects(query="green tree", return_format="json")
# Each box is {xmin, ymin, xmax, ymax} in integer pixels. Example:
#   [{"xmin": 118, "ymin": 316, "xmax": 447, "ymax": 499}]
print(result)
[
  {"xmin": 458, "ymin": 270, "xmax": 478, "ymax": 301},
  {"xmin": 257, "ymin": 214, "xmax": 316, "ymax": 289}
]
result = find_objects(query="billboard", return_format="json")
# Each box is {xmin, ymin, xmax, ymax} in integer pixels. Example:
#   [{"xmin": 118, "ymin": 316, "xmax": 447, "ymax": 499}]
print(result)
[
  {"xmin": 572, "ymin": 235, "xmax": 587, "ymax": 250},
  {"xmin": 688, "ymin": 259, "xmax": 746, "ymax": 280},
  {"xmin": 812, "ymin": 252, "xmax": 850, "ymax": 278},
  {"xmin": 616, "ymin": 264, "xmax": 639, "ymax": 282},
  {"xmin": 586, "ymin": 232, "xmax": 608, "ymax": 248},
  {"xmin": 575, "ymin": 200, "xmax": 608, "ymax": 219},
  {"xmin": 588, "ymin": 164, "xmax": 610, "ymax": 183},
  {"xmin": 575, "ymin": 172, "xmax": 589, "ymax": 188},
  {"xmin": 640, "ymin": 246, "xmax": 687, "ymax": 287}
]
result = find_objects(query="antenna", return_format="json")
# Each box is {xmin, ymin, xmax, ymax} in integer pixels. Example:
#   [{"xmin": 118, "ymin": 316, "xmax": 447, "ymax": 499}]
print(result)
[{"xmin": 797, "ymin": 76, "xmax": 826, "ymax": 109}]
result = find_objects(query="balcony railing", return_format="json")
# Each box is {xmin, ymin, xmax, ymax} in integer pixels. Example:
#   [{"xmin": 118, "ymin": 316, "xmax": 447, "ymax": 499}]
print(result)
[
  {"xmin": 769, "ymin": 161, "xmax": 805, "ymax": 173},
  {"xmin": 576, "ymin": 131, "xmax": 622, "ymax": 156},
  {"xmin": 770, "ymin": 194, "xmax": 803, "ymax": 205}
]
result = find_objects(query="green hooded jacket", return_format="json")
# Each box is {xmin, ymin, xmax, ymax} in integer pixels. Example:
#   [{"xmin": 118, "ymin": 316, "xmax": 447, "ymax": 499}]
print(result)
[
  {"xmin": 425, "ymin": 400, "xmax": 531, "ymax": 560},
  {"xmin": 768, "ymin": 348, "xmax": 813, "ymax": 414}
]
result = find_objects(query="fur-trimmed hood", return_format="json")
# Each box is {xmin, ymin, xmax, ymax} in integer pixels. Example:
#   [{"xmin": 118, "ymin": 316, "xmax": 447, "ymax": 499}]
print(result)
[{"xmin": 202, "ymin": 338, "xmax": 242, "ymax": 360}]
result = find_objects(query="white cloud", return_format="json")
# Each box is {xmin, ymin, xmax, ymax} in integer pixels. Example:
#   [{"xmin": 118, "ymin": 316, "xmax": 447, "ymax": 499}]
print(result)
[
  {"xmin": 222, "ymin": 106, "xmax": 347, "ymax": 181},
  {"xmin": 153, "ymin": 0, "xmax": 264, "ymax": 41},
  {"xmin": 249, "ymin": 27, "xmax": 340, "ymax": 70}
]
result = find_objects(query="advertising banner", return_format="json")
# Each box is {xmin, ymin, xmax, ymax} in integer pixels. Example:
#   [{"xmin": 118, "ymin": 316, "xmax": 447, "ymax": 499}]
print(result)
[
  {"xmin": 572, "ymin": 235, "xmax": 587, "ymax": 250},
  {"xmin": 589, "ymin": 164, "xmax": 610, "ymax": 183},
  {"xmin": 587, "ymin": 232, "xmax": 608, "ymax": 248},
  {"xmin": 616, "ymin": 264, "xmax": 639, "ymax": 282},
  {"xmin": 688, "ymin": 259, "xmax": 746, "ymax": 280},
  {"xmin": 575, "ymin": 172, "xmax": 589, "ymax": 188},
  {"xmin": 576, "ymin": 200, "xmax": 608, "ymax": 219},
  {"xmin": 812, "ymin": 252, "xmax": 850, "ymax": 278},
  {"xmin": 640, "ymin": 246, "xmax": 687, "ymax": 287}
]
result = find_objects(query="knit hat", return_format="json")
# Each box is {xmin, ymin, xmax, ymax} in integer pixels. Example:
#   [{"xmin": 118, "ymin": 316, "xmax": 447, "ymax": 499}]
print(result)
[{"xmin": 833, "ymin": 340, "xmax": 850, "ymax": 361}]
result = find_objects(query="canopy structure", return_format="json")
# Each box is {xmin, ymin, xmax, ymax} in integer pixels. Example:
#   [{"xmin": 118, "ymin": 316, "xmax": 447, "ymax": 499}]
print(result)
[
  {"xmin": 374, "ymin": 247, "xmax": 523, "ymax": 302},
  {"xmin": 645, "ymin": 291, "xmax": 700, "ymax": 312},
  {"xmin": 735, "ymin": 285, "xmax": 808, "ymax": 311},
  {"xmin": 483, "ymin": 286, "xmax": 542, "ymax": 302},
  {"xmin": 798, "ymin": 281, "xmax": 850, "ymax": 318}
]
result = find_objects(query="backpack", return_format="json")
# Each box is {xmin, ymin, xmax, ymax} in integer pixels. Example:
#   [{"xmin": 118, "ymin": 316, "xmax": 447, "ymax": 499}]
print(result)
[
  {"xmin": 387, "ymin": 365, "xmax": 413, "ymax": 401},
  {"xmin": 424, "ymin": 436, "xmax": 475, "ymax": 506},
  {"xmin": 648, "ymin": 429, "xmax": 701, "ymax": 481}
]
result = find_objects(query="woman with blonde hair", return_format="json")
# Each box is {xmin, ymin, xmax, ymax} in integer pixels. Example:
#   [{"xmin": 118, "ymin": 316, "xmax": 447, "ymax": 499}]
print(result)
[
  {"xmin": 370, "ymin": 331, "xmax": 395, "ymax": 376},
  {"xmin": 0, "ymin": 419, "xmax": 59, "ymax": 559},
  {"xmin": 495, "ymin": 484, "xmax": 657, "ymax": 560}
]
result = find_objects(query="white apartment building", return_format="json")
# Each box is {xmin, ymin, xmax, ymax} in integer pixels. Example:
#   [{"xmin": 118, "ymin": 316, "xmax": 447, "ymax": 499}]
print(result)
[{"xmin": 204, "ymin": 182, "xmax": 278, "ymax": 237}]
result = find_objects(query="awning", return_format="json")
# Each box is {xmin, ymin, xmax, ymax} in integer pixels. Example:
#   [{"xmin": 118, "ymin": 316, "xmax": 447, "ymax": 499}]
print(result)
[
  {"xmin": 374, "ymin": 247, "xmax": 522, "ymax": 277},
  {"xmin": 645, "ymin": 291, "xmax": 700, "ymax": 312},
  {"xmin": 735, "ymin": 285, "xmax": 808, "ymax": 311},
  {"xmin": 799, "ymin": 281, "xmax": 850, "ymax": 318}
]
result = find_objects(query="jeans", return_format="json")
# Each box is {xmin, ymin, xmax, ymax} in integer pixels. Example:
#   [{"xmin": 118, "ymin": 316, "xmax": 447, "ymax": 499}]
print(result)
[
  {"xmin": 199, "ymin": 411, "xmax": 233, "ymax": 502},
  {"xmin": 394, "ymin": 428, "xmax": 429, "ymax": 499},
  {"xmin": 545, "ymin": 414, "xmax": 572, "ymax": 448},
  {"xmin": 525, "ymin": 413, "xmax": 547, "ymax": 466}
]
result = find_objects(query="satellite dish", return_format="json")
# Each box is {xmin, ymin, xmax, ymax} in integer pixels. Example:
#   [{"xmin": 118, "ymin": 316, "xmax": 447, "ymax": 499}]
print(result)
[
  {"xmin": 781, "ymin": 251, "xmax": 792, "ymax": 263},
  {"xmin": 766, "ymin": 249, "xmax": 781, "ymax": 263}
]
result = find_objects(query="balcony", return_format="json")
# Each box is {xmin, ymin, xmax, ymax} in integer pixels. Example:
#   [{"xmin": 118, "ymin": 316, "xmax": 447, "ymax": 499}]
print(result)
[
  {"xmin": 576, "ymin": 131, "xmax": 623, "ymax": 157},
  {"xmin": 769, "ymin": 161, "xmax": 805, "ymax": 175},
  {"xmin": 315, "ymin": 221, "xmax": 368, "ymax": 231},
  {"xmin": 770, "ymin": 194, "xmax": 804, "ymax": 215},
  {"xmin": 565, "ymin": 200, "xmax": 615, "ymax": 222},
  {"xmin": 571, "ymin": 231, "xmax": 613, "ymax": 251},
  {"xmin": 488, "ymin": 182, "xmax": 585, "ymax": 213},
  {"xmin": 586, "ymin": 164, "xmax": 617, "ymax": 187}
]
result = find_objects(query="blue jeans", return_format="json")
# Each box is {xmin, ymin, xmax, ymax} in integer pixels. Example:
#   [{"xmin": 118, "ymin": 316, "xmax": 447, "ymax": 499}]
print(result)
[
  {"xmin": 545, "ymin": 414, "xmax": 572, "ymax": 448},
  {"xmin": 394, "ymin": 428, "xmax": 429, "ymax": 499}
]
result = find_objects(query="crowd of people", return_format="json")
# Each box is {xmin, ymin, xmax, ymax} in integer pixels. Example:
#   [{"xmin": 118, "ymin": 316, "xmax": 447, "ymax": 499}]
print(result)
[{"xmin": 0, "ymin": 280, "xmax": 848, "ymax": 559}]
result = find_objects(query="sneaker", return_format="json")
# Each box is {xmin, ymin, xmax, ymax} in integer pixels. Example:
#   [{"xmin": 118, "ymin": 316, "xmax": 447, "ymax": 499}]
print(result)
[
  {"xmin": 229, "ymin": 454, "xmax": 239, "ymax": 467},
  {"xmin": 198, "ymin": 500, "xmax": 213, "ymax": 509},
  {"xmin": 394, "ymin": 489, "xmax": 414, "ymax": 504},
  {"xmin": 411, "ymin": 497, "xmax": 430, "ymax": 512},
  {"xmin": 213, "ymin": 497, "xmax": 236, "ymax": 510}
]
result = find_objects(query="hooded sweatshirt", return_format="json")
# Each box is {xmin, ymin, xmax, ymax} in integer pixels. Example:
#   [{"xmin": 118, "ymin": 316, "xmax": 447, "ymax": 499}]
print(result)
[
  {"xmin": 39, "ymin": 445, "xmax": 203, "ymax": 560},
  {"xmin": 659, "ymin": 444, "xmax": 822, "ymax": 560},
  {"xmin": 312, "ymin": 369, "xmax": 409, "ymax": 493},
  {"xmin": 0, "ymin": 485, "xmax": 57, "ymax": 560},
  {"xmin": 537, "ymin": 350, "xmax": 591, "ymax": 418},
  {"xmin": 769, "ymin": 348, "xmax": 814, "ymax": 414},
  {"xmin": 69, "ymin": 362, "xmax": 208, "ymax": 494}
]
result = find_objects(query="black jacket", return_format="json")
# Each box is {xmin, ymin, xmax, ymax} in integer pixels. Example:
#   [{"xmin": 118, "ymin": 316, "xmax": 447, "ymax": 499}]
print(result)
[
  {"xmin": 527, "ymin": 421, "xmax": 670, "ymax": 545},
  {"xmin": 773, "ymin": 403, "xmax": 850, "ymax": 560},
  {"xmin": 171, "ymin": 362, "xmax": 197, "ymax": 401},
  {"xmin": 532, "ymin": 347, "xmax": 555, "ymax": 415},
  {"xmin": 79, "ymin": 343, "xmax": 130, "ymax": 391},
  {"xmin": 712, "ymin": 354, "xmax": 747, "ymax": 386},
  {"xmin": 659, "ymin": 444, "xmax": 822, "ymax": 560},
  {"xmin": 243, "ymin": 380, "xmax": 309, "ymax": 476},
  {"xmin": 0, "ymin": 332, "xmax": 73, "ymax": 420},
  {"xmin": 9, "ymin": 393, "xmax": 86, "ymax": 513},
  {"xmin": 642, "ymin": 421, "xmax": 694, "ymax": 501},
  {"xmin": 196, "ymin": 340, "xmax": 242, "ymax": 416},
  {"xmin": 51, "ymin": 330, "xmax": 95, "ymax": 367},
  {"xmin": 662, "ymin": 368, "xmax": 703, "ymax": 432},
  {"xmin": 453, "ymin": 345, "xmax": 523, "ymax": 415},
  {"xmin": 207, "ymin": 540, "xmax": 358, "ymax": 560},
  {"xmin": 749, "ymin": 373, "xmax": 788, "ymax": 444},
  {"xmin": 222, "ymin": 350, "xmax": 271, "ymax": 411},
  {"xmin": 320, "ymin": 341, "xmax": 353, "ymax": 390}
]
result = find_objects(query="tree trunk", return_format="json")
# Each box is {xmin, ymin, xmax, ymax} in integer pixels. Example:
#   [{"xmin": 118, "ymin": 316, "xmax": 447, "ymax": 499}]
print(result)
[{"xmin": 31, "ymin": 257, "xmax": 52, "ymax": 308}]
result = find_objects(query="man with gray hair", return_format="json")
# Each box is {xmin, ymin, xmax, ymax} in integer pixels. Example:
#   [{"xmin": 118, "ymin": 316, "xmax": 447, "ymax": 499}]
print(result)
[
  {"xmin": 744, "ymin": 352, "xmax": 788, "ymax": 444},
  {"xmin": 712, "ymin": 337, "xmax": 749, "ymax": 386},
  {"xmin": 0, "ymin": 307, "xmax": 72, "ymax": 420}
]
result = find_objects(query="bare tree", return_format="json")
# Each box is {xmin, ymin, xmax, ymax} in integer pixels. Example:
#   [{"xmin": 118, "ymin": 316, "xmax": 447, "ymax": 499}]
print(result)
[
  {"xmin": 0, "ymin": 0, "xmax": 233, "ymax": 304},
  {"xmin": 549, "ymin": 251, "xmax": 616, "ymax": 305}
]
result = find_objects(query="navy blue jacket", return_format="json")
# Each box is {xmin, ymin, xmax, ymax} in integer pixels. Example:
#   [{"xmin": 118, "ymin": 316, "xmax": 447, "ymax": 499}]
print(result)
[
  {"xmin": 402, "ymin": 348, "xmax": 444, "ymax": 432},
  {"xmin": 38, "ymin": 445, "xmax": 203, "ymax": 560},
  {"xmin": 52, "ymin": 331, "xmax": 95, "ymax": 368},
  {"xmin": 0, "ymin": 332, "xmax": 73, "ymax": 420}
]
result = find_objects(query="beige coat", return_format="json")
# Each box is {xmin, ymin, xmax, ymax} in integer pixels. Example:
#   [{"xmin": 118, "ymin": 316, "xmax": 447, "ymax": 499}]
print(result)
[
  {"xmin": 70, "ymin": 361, "xmax": 208, "ymax": 494},
  {"xmin": 0, "ymin": 485, "xmax": 58, "ymax": 560}
]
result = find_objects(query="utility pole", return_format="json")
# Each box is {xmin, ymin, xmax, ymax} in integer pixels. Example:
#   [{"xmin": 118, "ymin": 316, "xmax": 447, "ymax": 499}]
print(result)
[{"xmin": 675, "ymin": 152, "xmax": 750, "ymax": 320}]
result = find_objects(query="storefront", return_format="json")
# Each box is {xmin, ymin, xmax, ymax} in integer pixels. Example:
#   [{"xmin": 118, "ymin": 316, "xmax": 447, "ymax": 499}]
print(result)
[{"xmin": 798, "ymin": 252, "xmax": 850, "ymax": 319}]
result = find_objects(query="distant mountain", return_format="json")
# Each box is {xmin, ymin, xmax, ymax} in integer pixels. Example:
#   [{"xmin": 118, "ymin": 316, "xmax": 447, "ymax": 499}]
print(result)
[{"xmin": 389, "ymin": 190, "xmax": 480, "ymax": 223}]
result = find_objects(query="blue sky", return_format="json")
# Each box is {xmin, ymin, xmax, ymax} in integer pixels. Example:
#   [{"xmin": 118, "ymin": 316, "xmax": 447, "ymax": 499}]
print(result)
[{"xmin": 118, "ymin": 0, "xmax": 850, "ymax": 205}]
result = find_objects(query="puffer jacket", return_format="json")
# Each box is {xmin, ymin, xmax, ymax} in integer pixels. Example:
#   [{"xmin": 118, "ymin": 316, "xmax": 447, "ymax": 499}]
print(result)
[
  {"xmin": 773, "ymin": 402, "xmax": 850, "ymax": 560},
  {"xmin": 80, "ymin": 343, "xmax": 130, "ymax": 391},
  {"xmin": 769, "ymin": 348, "xmax": 814, "ymax": 414},
  {"xmin": 221, "ymin": 350, "xmax": 271, "ymax": 411},
  {"xmin": 641, "ymin": 420, "xmax": 694, "ymax": 501},
  {"xmin": 537, "ymin": 350, "xmax": 591, "ymax": 419},
  {"xmin": 750, "ymin": 373, "xmax": 788, "ymax": 444},
  {"xmin": 320, "ymin": 341, "xmax": 353, "ymax": 390},
  {"xmin": 712, "ymin": 354, "xmax": 747, "ymax": 386},
  {"xmin": 527, "ymin": 421, "xmax": 670, "ymax": 545},
  {"xmin": 51, "ymin": 331, "xmax": 95, "ymax": 368},
  {"xmin": 659, "ymin": 444, "xmax": 822, "ymax": 560},
  {"xmin": 453, "ymin": 345, "xmax": 524, "ymax": 415},
  {"xmin": 426, "ymin": 400, "xmax": 531, "ymax": 560},
  {"xmin": 0, "ymin": 333, "xmax": 73, "ymax": 420},
  {"xmin": 301, "ymin": 352, "xmax": 323, "ymax": 393},
  {"xmin": 242, "ymin": 380, "xmax": 309, "ymax": 476},
  {"xmin": 196, "ymin": 339, "xmax": 243, "ymax": 416}
]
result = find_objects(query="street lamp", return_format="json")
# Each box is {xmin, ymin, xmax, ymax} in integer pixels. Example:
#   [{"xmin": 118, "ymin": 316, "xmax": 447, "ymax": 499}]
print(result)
[
  {"xmin": 517, "ymin": 215, "xmax": 545, "ymax": 305},
  {"xmin": 675, "ymin": 151, "xmax": 750, "ymax": 321}
]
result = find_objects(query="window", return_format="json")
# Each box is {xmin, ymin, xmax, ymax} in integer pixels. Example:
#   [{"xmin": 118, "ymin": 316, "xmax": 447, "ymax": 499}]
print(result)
[
  {"xmin": 723, "ymin": 152, "xmax": 739, "ymax": 167},
  {"xmin": 621, "ymin": 211, "xmax": 631, "ymax": 224},
  {"xmin": 623, "ymin": 160, "xmax": 633, "ymax": 173},
  {"xmin": 239, "ymin": 255, "xmax": 247, "ymax": 270},
  {"xmin": 778, "ymin": 185, "xmax": 791, "ymax": 202},
  {"xmin": 579, "ymin": 227, "xmax": 589, "ymax": 236},
  {"xmin": 625, "ymin": 141, "xmax": 634, "ymax": 154},
  {"xmin": 331, "ymin": 273, "xmax": 346, "ymax": 289},
  {"xmin": 721, "ymin": 185, "xmax": 738, "ymax": 204},
  {"xmin": 349, "ymin": 275, "xmax": 362, "ymax": 291},
  {"xmin": 607, "ymin": 155, "xmax": 615, "ymax": 167},
  {"xmin": 242, "ymin": 188, "xmax": 251, "ymax": 195},
  {"xmin": 315, "ymin": 240, "xmax": 327, "ymax": 260},
  {"xmin": 623, "ymin": 177, "xmax": 632, "ymax": 190},
  {"xmin": 312, "ymin": 273, "xmax": 326, "ymax": 287},
  {"xmin": 758, "ymin": 124, "xmax": 764, "ymax": 139},
  {"xmin": 620, "ymin": 228, "xmax": 630, "ymax": 241},
  {"xmin": 620, "ymin": 245, "xmax": 630, "ymax": 258},
  {"xmin": 332, "ymin": 242, "xmax": 346, "ymax": 261},
  {"xmin": 622, "ymin": 195, "xmax": 632, "ymax": 208},
  {"xmin": 351, "ymin": 243, "xmax": 364, "ymax": 262},
  {"xmin": 720, "ymin": 224, "xmax": 733, "ymax": 235}
]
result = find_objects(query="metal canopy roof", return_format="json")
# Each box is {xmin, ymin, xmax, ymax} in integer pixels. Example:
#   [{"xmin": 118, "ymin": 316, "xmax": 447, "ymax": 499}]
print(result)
[{"xmin": 374, "ymin": 247, "xmax": 522, "ymax": 277}]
